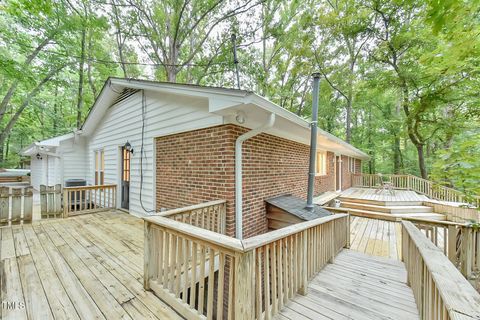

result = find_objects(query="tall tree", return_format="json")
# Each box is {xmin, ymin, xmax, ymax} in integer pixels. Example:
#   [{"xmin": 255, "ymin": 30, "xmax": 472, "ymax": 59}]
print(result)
[{"xmin": 125, "ymin": 0, "xmax": 262, "ymax": 82}]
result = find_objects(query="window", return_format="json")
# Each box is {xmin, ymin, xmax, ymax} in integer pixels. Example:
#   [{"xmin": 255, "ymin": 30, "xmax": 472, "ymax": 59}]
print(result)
[
  {"xmin": 95, "ymin": 150, "xmax": 105, "ymax": 185},
  {"xmin": 349, "ymin": 157, "xmax": 356, "ymax": 173},
  {"xmin": 316, "ymin": 151, "xmax": 327, "ymax": 175}
]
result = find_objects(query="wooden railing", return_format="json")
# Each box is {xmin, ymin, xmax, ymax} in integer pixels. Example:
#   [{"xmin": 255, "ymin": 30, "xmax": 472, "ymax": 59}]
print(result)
[
  {"xmin": 158, "ymin": 200, "xmax": 226, "ymax": 234},
  {"xmin": 63, "ymin": 184, "xmax": 116, "ymax": 217},
  {"xmin": 144, "ymin": 207, "xmax": 349, "ymax": 320},
  {"xmin": 40, "ymin": 184, "xmax": 63, "ymax": 218},
  {"xmin": 402, "ymin": 221, "xmax": 480, "ymax": 319},
  {"xmin": 423, "ymin": 201, "xmax": 480, "ymax": 223},
  {"xmin": 405, "ymin": 217, "xmax": 480, "ymax": 281},
  {"xmin": 352, "ymin": 173, "xmax": 479, "ymax": 206},
  {"xmin": 0, "ymin": 186, "xmax": 33, "ymax": 225}
]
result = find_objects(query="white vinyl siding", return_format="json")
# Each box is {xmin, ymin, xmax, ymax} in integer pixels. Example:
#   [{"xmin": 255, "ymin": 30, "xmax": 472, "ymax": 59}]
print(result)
[
  {"xmin": 46, "ymin": 156, "xmax": 61, "ymax": 186},
  {"xmin": 30, "ymin": 157, "xmax": 45, "ymax": 190},
  {"xmin": 86, "ymin": 90, "xmax": 222, "ymax": 217},
  {"xmin": 60, "ymin": 138, "xmax": 87, "ymax": 182}
]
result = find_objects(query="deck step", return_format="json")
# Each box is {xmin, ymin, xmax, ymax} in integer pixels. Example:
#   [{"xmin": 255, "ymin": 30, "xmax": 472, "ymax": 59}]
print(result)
[
  {"xmin": 338, "ymin": 197, "xmax": 424, "ymax": 207},
  {"xmin": 340, "ymin": 201, "xmax": 433, "ymax": 214}
]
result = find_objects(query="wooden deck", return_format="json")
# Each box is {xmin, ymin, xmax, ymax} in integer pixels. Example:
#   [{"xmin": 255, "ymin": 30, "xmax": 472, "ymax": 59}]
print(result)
[
  {"xmin": 349, "ymin": 216, "xmax": 402, "ymax": 260},
  {"xmin": 340, "ymin": 187, "xmax": 429, "ymax": 203},
  {"xmin": 276, "ymin": 249, "xmax": 419, "ymax": 320},
  {"xmin": 0, "ymin": 210, "xmax": 181, "ymax": 320}
]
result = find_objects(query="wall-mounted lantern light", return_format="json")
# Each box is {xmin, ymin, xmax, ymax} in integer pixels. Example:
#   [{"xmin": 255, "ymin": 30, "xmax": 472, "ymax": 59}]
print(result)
[
  {"xmin": 36, "ymin": 153, "xmax": 42, "ymax": 160},
  {"xmin": 124, "ymin": 141, "xmax": 134, "ymax": 154}
]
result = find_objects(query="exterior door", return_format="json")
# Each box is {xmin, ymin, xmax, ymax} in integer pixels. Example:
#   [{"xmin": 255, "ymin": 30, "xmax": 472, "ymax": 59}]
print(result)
[
  {"xmin": 335, "ymin": 155, "xmax": 341, "ymax": 191},
  {"xmin": 121, "ymin": 147, "xmax": 130, "ymax": 209}
]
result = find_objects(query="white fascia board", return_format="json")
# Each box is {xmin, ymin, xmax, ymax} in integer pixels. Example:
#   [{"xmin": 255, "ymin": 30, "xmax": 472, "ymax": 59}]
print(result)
[
  {"xmin": 240, "ymin": 94, "xmax": 370, "ymax": 160},
  {"xmin": 208, "ymin": 97, "xmax": 246, "ymax": 112},
  {"xmin": 110, "ymin": 78, "xmax": 250, "ymax": 99}
]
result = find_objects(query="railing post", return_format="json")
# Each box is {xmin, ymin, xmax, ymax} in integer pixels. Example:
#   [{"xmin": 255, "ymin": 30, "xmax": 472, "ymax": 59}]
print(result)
[
  {"xmin": 299, "ymin": 230, "xmax": 308, "ymax": 295},
  {"xmin": 144, "ymin": 221, "xmax": 152, "ymax": 290},
  {"xmin": 63, "ymin": 189, "xmax": 68, "ymax": 218},
  {"xmin": 448, "ymin": 225, "xmax": 458, "ymax": 263},
  {"xmin": 330, "ymin": 223, "xmax": 335, "ymax": 263},
  {"xmin": 234, "ymin": 249, "xmax": 255, "ymax": 319},
  {"xmin": 346, "ymin": 216, "xmax": 351, "ymax": 249},
  {"xmin": 460, "ymin": 227, "xmax": 473, "ymax": 278}
]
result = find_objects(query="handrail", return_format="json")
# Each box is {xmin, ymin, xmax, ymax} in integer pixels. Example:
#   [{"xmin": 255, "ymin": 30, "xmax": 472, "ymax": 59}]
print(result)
[
  {"xmin": 144, "ymin": 215, "xmax": 244, "ymax": 253},
  {"xmin": 144, "ymin": 213, "xmax": 348, "ymax": 254},
  {"xmin": 402, "ymin": 221, "xmax": 480, "ymax": 319},
  {"xmin": 155, "ymin": 199, "xmax": 227, "ymax": 234},
  {"xmin": 63, "ymin": 183, "xmax": 117, "ymax": 190},
  {"xmin": 242, "ymin": 214, "xmax": 348, "ymax": 250},
  {"xmin": 144, "ymin": 206, "xmax": 350, "ymax": 320},
  {"xmin": 352, "ymin": 173, "xmax": 479, "ymax": 207},
  {"xmin": 157, "ymin": 199, "xmax": 226, "ymax": 217}
]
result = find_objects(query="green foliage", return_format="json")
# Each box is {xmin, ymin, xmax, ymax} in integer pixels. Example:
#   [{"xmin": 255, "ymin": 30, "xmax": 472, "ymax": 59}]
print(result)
[
  {"xmin": 0, "ymin": 0, "xmax": 478, "ymax": 201},
  {"xmin": 431, "ymin": 131, "xmax": 480, "ymax": 197}
]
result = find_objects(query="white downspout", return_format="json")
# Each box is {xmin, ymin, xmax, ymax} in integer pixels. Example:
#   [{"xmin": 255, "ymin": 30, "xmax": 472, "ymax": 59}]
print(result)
[{"xmin": 235, "ymin": 113, "xmax": 276, "ymax": 239}]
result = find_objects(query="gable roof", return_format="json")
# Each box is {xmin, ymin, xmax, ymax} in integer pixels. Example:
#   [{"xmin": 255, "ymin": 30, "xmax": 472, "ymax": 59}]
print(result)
[
  {"xmin": 82, "ymin": 77, "xmax": 369, "ymax": 160},
  {"xmin": 20, "ymin": 132, "xmax": 74, "ymax": 156},
  {"xmin": 29, "ymin": 77, "xmax": 369, "ymax": 160}
]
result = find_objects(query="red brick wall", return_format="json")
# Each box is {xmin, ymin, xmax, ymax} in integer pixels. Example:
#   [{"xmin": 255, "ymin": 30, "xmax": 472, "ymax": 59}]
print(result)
[
  {"xmin": 339, "ymin": 156, "xmax": 363, "ymax": 190},
  {"xmin": 156, "ymin": 124, "xmax": 342, "ymax": 238}
]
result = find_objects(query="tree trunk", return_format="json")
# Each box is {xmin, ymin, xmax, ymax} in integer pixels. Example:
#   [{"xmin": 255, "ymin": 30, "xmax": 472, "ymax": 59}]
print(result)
[
  {"xmin": 393, "ymin": 136, "xmax": 401, "ymax": 173},
  {"xmin": 415, "ymin": 143, "xmax": 427, "ymax": 178},
  {"xmin": 393, "ymin": 98, "xmax": 402, "ymax": 173},
  {"xmin": 0, "ymin": 37, "xmax": 51, "ymax": 122},
  {"xmin": 0, "ymin": 144, "xmax": 4, "ymax": 165},
  {"xmin": 0, "ymin": 65, "xmax": 66, "ymax": 156},
  {"xmin": 76, "ymin": 28, "xmax": 86, "ymax": 129},
  {"xmin": 345, "ymin": 98, "xmax": 352, "ymax": 143},
  {"xmin": 53, "ymin": 84, "xmax": 58, "ymax": 134}
]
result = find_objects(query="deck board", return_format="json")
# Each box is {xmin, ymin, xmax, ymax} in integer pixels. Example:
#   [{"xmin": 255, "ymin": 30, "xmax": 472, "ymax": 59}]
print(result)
[
  {"xmin": 0, "ymin": 211, "xmax": 181, "ymax": 320},
  {"xmin": 276, "ymin": 250, "xmax": 419, "ymax": 320},
  {"xmin": 349, "ymin": 216, "xmax": 403, "ymax": 260},
  {"xmin": 340, "ymin": 187, "xmax": 429, "ymax": 203}
]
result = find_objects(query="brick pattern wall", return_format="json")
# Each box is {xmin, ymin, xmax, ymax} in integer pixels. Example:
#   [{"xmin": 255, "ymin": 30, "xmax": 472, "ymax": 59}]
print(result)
[
  {"xmin": 156, "ymin": 124, "xmax": 354, "ymax": 239},
  {"xmin": 340, "ymin": 155, "xmax": 363, "ymax": 190}
]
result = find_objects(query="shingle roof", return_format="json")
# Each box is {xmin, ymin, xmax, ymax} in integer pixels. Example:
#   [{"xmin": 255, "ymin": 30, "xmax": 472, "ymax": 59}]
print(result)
[{"xmin": 266, "ymin": 194, "xmax": 332, "ymax": 221}]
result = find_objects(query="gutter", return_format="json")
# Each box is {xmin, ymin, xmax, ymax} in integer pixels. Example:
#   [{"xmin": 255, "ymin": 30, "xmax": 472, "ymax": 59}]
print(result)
[{"xmin": 235, "ymin": 113, "xmax": 276, "ymax": 240}]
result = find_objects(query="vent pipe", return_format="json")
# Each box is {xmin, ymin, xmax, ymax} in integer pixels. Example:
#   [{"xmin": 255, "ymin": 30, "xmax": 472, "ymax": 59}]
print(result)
[{"xmin": 306, "ymin": 73, "xmax": 321, "ymax": 211}]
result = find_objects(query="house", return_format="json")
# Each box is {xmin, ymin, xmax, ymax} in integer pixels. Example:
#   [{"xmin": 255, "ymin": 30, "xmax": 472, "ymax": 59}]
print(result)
[{"xmin": 21, "ymin": 77, "xmax": 368, "ymax": 238}]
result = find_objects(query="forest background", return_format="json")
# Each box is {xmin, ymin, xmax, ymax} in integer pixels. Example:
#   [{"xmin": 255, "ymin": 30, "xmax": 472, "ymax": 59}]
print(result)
[{"xmin": 0, "ymin": 0, "xmax": 479, "ymax": 197}]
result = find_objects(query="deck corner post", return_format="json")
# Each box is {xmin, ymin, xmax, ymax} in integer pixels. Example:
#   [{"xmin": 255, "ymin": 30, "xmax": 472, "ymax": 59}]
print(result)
[
  {"xmin": 447, "ymin": 225, "xmax": 458, "ymax": 263},
  {"xmin": 460, "ymin": 226, "xmax": 473, "ymax": 278},
  {"xmin": 234, "ymin": 249, "xmax": 255, "ymax": 319},
  {"xmin": 299, "ymin": 230, "xmax": 308, "ymax": 295},
  {"xmin": 63, "ymin": 188, "xmax": 68, "ymax": 218},
  {"xmin": 144, "ymin": 221, "xmax": 152, "ymax": 290},
  {"xmin": 346, "ymin": 215, "xmax": 351, "ymax": 249},
  {"xmin": 329, "ymin": 222, "xmax": 335, "ymax": 263}
]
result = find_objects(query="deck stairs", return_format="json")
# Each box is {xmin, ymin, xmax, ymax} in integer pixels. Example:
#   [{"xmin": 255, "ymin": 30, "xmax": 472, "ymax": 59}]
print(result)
[
  {"xmin": 337, "ymin": 198, "xmax": 445, "ymax": 221},
  {"xmin": 323, "ymin": 188, "xmax": 446, "ymax": 221}
]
